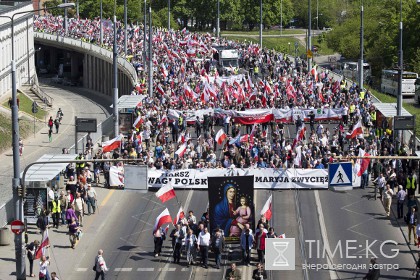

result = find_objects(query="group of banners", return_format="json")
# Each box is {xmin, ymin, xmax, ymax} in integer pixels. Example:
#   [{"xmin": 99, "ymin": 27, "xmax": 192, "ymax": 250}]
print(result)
[{"xmin": 168, "ymin": 107, "xmax": 345, "ymax": 125}]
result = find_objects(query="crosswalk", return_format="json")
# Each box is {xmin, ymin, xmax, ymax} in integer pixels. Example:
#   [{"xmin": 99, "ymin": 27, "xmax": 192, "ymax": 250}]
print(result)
[{"xmin": 76, "ymin": 267, "xmax": 222, "ymax": 272}]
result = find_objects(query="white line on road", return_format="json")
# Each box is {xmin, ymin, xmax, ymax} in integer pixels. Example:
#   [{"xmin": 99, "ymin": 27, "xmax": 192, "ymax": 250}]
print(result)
[
  {"xmin": 314, "ymin": 190, "xmax": 339, "ymax": 280},
  {"xmin": 114, "ymin": 268, "xmax": 133, "ymax": 272},
  {"xmin": 158, "ymin": 267, "xmax": 176, "ymax": 272},
  {"xmin": 137, "ymin": 268, "xmax": 155, "ymax": 271},
  {"xmin": 76, "ymin": 268, "xmax": 88, "ymax": 272}
]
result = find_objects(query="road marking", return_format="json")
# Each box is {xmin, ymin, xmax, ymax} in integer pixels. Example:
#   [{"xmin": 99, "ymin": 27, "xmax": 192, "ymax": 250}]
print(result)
[
  {"xmin": 76, "ymin": 268, "xmax": 88, "ymax": 272},
  {"xmin": 158, "ymin": 267, "xmax": 176, "ymax": 272},
  {"xmin": 314, "ymin": 190, "xmax": 339, "ymax": 280},
  {"xmin": 114, "ymin": 268, "xmax": 133, "ymax": 272},
  {"xmin": 137, "ymin": 268, "xmax": 155, "ymax": 271},
  {"xmin": 181, "ymin": 268, "xmax": 190, "ymax": 271},
  {"xmin": 101, "ymin": 189, "xmax": 115, "ymax": 206}
]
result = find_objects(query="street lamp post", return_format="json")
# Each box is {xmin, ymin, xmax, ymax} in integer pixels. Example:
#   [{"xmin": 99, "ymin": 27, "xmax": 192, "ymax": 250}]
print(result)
[
  {"xmin": 259, "ymin": 0, "xmax": 263, "ymax": 47},
  {"xmin": 280, "ymin": 0, "xmax": 282, "ymax": 36},
  {"xmin": 99, "ymin": 0, "xmax": 103, "ymax": 45},
  {"xmin": 124, "ymin": 0, "xmax": 127, "ymax": 55},
  {"xmin": 143, "ymin": 0, "xmax": 147, "ymax": 72},
  {"xmin": 288, "ymin": 42, "xmax": 291, "ymax": 55},
  {"xmin": 216, "ymin": 0, "xmax": 220, "ymax": 38},
  {"xmin": 148, "ymin": 6, "xmax": 153, "ymax": 97},
  {"xmin": 113, "ymin": 0, "xmax": 119, "ymax": 137},
  {"xmin": 168, "ymin": 0, "xmax": 170, "ymax": 30},
  {"xmin": 358, "ymin": 1, "xmax": 364, "ymax": 91},
  {"xmin": 308, "ymin": 0, "xmax": 312, "ymax": 70},
  {"xmin": 396, "ymin": 0, "xmax": 403, "ymax": 122},
  {"xmin": 0, "ymin": 4, "xmax": 74, "ymax": 280}
]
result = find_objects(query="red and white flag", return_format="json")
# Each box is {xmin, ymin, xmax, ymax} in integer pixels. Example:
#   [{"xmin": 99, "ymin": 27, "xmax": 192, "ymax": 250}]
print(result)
[
  {"xmin": 102, "ymin": 134, "xmax": 123, "ymax": 153},
  {"xmin": 133, "ymin": 115, "xmax": 144, "ymax": 129},
  {"xmin": 260, "ymin": 194, "xmax": 272, "ymax": 220},
  {"xmin": 157, "ymin": 84, "xmax": 165, "ymax": 96},
  {"xmin": 346, "ymin": 120, "xmax": 363, "ymax": 139},
  {"xmin": 155, "ymin": 184, "xmax": 176, "ymax": 203},
  {"xmin": 175, "ymin": 142, "xmax": 188, "ymax": 157},
  {"xmin": 161, "ymin": 63, "xmax": 168, "ymax": 78},
  {"xmin": 35, "ymin": 229, "xmax": 49, "ymax": 259},
  {"xmin": 153, "ymin": 208, "xmax": 172, "ymax": 233},
  {"xmin": 173, "ymin": 206, "xmax": 185, "ymax": 225},
  {"xmin": 215, "ymin": 128, "xmax": 227, "ymax": 145},
  {"xmin": 357, "ymin": 148, "xmax": 371, "ymax": 177},
  {"xmin": 278, "ymin": 233, "xmax": 286, "ymax": 238},
  {"xmin": 311, "ymin": 66, "xmax": 318, "ymax": 82},
  {"xmin": 292, "ymin": 126, "xmax": 306, "ymax": 149},
  {"xmin": 164, "ymin": 224, "xmax": 170, "ymax": 235}
]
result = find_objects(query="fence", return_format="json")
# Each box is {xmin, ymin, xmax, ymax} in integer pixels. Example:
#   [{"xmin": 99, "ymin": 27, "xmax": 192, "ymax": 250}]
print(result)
[
  {"xmin": 69, "ymin": 115, "xmax": 114, "ymax": 154},
  {"xmin": 30, "ymin": 75, "xmax": 53, "ymax": 107}
]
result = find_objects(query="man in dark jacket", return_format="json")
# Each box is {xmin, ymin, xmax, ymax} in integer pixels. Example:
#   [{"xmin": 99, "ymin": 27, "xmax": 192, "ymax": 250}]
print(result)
[
  {"xmin": 406, "ymin": 206, "xmax": 418, "ymax": 245},
  {"xmin": 170, "ymin": 224, "xmax": 184, "ymax": 264},
  {"xmin": 211, "ymin": 229, "xmax": 225, "ymax": 269},
  {"xmin": 363, "ymin": 257, "xmax": 380, "ymax": 280}
]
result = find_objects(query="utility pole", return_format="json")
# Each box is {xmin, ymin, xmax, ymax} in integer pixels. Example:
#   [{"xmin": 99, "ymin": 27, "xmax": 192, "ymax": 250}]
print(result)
[
  {"xmin": 259, "ymin": 0, "xmax": 263, "ymax": 47},
  {"xmin": 124, "ymin": 0, "xmax": 127, "ymax": 55},
  {"xmin": 113, "ymin": 0, "xmax": 119, "ymax": 137},
  {"xmin": 216, "ymin": 0, "xmax": 220, "ymax": 38},
  {"xmin": 143, "ymin": 0, "xmax": 147, "ymax": 73},
  {"xmin": 168, "ymin": 0, "xmax": 171, "ymax": 30},
  {"xmin": 358, "ymin": 1, "xmax": 364, "ymax": 90},
  {"xmin": 280, "ymin": 0, "xmax": 283, "ymax": 36},
  {"xmin": 100, "ymin": 0, "xmax": 103, "ymax": 45},
  {"xmin": 308, "ymin": 0, "xmax": 312, "ymax": 70},
  {"xmin": 148, "ymin": 6, "xmax": 153, "ymax": 98}
]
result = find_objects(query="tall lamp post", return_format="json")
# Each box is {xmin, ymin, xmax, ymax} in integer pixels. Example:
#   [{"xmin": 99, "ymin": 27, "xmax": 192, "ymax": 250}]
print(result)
[
  {"xmin": 0, "ymin": 4, "xmax": 74, "ymax": 280},
  {"xmin": 168, "ymin": 0, "xmax": 170, "ymax": 30},
  {"xmin": 307, "ymin": 0, "xmax": 312, "ymax": 70},
  {"xmin": 143, "ymin": 0, "xmax": 147, "ymax": 72},
  {"xmin": 216, "ymin": 0, "xmax": 220, "ymax": 37},
  {"xmin": 280, "ymin": 0, "xmax": 282, "ymax": 36},
  {"xmin": 396, "ymin": 0, "xmax": 403, "ymax": 123},
  {"xmin": 99, "ymin": 0, "xmax": 103, "ymax": 45},
  {"xmin": 124, "ymin": 0, "xmax": 127, "ymax": 55},
  {"xmin": 148, "ymin": 5, "xmax": 153, "ymax": 97},
  {"xmin": 259, "ymin": 0, "xmax": 263, "ymax": 47},
  {"xmin": 358, "ymin": 1, "xmax": 364, "ymax": 91},
  {"xmin": 113, "ymin": 0, "xmax": 119, "ymax": 136}
]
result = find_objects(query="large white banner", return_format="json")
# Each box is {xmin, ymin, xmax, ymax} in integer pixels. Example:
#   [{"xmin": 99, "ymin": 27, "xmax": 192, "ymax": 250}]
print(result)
[
  {"xmin": 147, "ymin": 168, "xmax": 330, "ymax": 189},
  {"xmin": 109, "ymin": 166, "xmax": 124, "ymax": 187}
]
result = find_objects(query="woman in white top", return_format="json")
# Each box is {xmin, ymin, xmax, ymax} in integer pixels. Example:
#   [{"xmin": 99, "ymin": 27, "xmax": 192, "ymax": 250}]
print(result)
[{"xmin": 39, "ymin": 255, "xmax": 50, "ymax": 280}]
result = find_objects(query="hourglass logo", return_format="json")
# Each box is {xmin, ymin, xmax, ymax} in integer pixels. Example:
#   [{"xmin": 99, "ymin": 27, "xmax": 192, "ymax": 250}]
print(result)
[{"xmin": 265, "ymin": 238, "xmax": 295, "ymax": 270}]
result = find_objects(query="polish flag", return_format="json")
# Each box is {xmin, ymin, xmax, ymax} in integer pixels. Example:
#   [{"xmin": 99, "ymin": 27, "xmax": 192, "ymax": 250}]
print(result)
[
  {"xmin": 102, "ymin": 134, "xmax": 123, "ymax": 153},
  {"xmin": 357, "ymin": 148, "xmax": 371, "ymax": 177},
  {"xmin": 292, "ymin": 126, "xmax": 306, "ymax": 149},
  {"xmin": 186, "ymin": 48, "xmax": 196, "ymax": 57},
  {"xmin": 240, "ymin": 134, "xmax": 249, "ymax": 143},
  {"xmin": 155, "ymin": 184, "xmax": 176, "ymax": 203},
  {"xmin": 160, "ymin": 63, "xmax": 168, "ymax": 78},
  {"xmin": 173, "ymin": 206, "xmax": 185, "ymax": 225},
  {"xmin": 184, "ymin": 84, "xmax": 193, "ymax": 98},
  {"xmin": 278, "ymin": 233, "xmax": 286, "ymax": 238},
  {"xmin": 153, "ymin": 208, "xmax": 172, "ymax": 233},
  {"xmin": 260, "ymin": 194, "xmax": 272, "ymax": 221},
  {"xmin": 247, "ymin": 75, "xmax": 254, "ymax": 92},
  {"xmin": 164, "ymin": 224, "xmax": 169, "ymax": 235},
  {"xmin": 157, "ymin": 84, "xmax": 165, "ymax": 95},
  {"xmin": 311, "ymin": 66, "xmax": 318, "ymax": 82},
  {"xmin": 35, "ymin": 229, "xmax": 49, "ymax": 259},
  {"xmin": 175, "ymin": 142, "xmax": 188, "ymax": 157},
  {"xmin": 215, "ymin": 128, "xmax": 227, "ymax": 145},
  {"xmin": 133, "ymin": 115, "xmax": 144, "ymax": 129},
  {"xmin": 346, "ymin": 120, "xmax": 363, "ymax": 139},
  {"xmin": 264, "ymin": 81, "xmax": 272, "ymax": 94}
]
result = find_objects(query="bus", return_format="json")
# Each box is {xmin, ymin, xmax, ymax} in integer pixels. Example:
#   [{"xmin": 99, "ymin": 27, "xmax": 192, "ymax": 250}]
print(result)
[
  {"xmin": 415, "ymin": 78, "xmax": 420, "ymax": 104},
  {"xmin": 341, "ymin": 62, "xmax": 371, "ymax": 84},
  {"xmin": 381, "ymin": 70, "xmax": 418, "ymax": 97}
]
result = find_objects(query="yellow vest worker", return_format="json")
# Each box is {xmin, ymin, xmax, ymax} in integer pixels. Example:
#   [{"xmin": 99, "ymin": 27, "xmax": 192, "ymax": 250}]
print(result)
[
  {"xmin": 407, "ymin": 177, "xmax": 416, "ymax": 190},
  {"xmin": 370, "ymin": 111, "xmax": 376, "ymax": 121},
  {"xmin": 76, "ymin": 155, "xmax": 85, "ymax": 169},
  {"xmin": 254, "ymin": 66, "xmax": 259, "ymax": 74},
  {"xmin": 360, "ymin": 91, "xmax": 365, "ymax": 100},
  {"xmin": 349, "ymin": 104, "xmax": 355, "ymax": 113},
  {"xmin": 52, "ymin": 200, "xmax": 61, "ymax": 213}
]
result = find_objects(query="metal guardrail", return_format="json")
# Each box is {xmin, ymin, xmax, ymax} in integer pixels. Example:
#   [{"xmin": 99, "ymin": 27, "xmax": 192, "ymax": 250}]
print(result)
[
  {"xmin": 30, "ymin": 75, "xmax": 53, "ymax": 107},
  {"xmin": 33, "ymin": 32, "xmax": 138, "ymax": 87}
]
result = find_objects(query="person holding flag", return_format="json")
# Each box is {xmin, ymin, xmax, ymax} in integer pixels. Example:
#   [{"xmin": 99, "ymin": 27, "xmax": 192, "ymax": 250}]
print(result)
[
  {"xmin": 153, "ymin": 208, "xmax": 172, "ymax": 257},
  {"xmin": 153, "ymin": 226, "xmax": 167, "ymax": 257}
]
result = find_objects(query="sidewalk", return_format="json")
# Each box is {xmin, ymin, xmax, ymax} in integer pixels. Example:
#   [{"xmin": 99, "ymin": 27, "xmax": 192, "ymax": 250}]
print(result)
[{"xmin": 0, "ymin": 83, "xmax": 112, "ymax": 279}]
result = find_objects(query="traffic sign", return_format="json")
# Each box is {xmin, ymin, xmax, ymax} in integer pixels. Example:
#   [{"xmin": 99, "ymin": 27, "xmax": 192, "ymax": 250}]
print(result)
[
  {"xmin": 307, "ymin": 49, "xmax": 313, "ymax": 58},
  {"xmin": 10, "ymin": 220, "xmax": 25, "ymax": 235},
  {"xmin": 328, "ymin": 162, "xmax": 353, "ymax": 190}
]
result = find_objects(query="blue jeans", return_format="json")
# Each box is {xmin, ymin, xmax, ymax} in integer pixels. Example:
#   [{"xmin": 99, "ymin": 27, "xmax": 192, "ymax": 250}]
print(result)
[
  {"xmin": 87, "ymin": 197, "xmax": 96, "ymax": 214},
  {"xmin": 61, "ymin": 211, "xmax": 66, "ymax": 225},
  {"xmin": 214, "ymin": 248, "xmax": 221, "ymax": 267},
  {"xmin": 361, "ymin": 173, "xmax": 368, "ymax": 188}
]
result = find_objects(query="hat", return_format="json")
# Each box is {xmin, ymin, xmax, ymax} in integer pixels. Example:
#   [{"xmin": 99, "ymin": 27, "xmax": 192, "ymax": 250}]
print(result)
[{"xmin": 399, "ymin": 185, "xmax": 403, "ymax": 190}]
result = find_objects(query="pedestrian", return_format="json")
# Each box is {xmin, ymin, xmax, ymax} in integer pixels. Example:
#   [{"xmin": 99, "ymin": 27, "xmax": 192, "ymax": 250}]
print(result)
[
  {"xmin": 26, "ymin": 239, "xmax": 39, "ymax": 277},
  {"xmin": 19, "ymin": 138, "xmax": 23, "ymax": 156},
  {"xmin": 184, "ymin": 227, "xmax": 197, "ymax": 267},
  {"xmin": 252, "ymin": 263, "xmax": 267, "ymax": 279},
  {"xmin": 48, "ymin": 116, "xmax": 53, "ymax": 130},
  {"xmin": 94, "ymin": 249, "xmax": 109, "ymax": 280},
  {"xmin": 51, "ymin": 194, "xmax": 61, "ymax": 228},
  {"xmin": 254, "ymin": 224, "xmax": 267, "ymax": 263},
  {"xmin": 170, "ymin": 223, "xmax": 184, "ymax": 264},
  {"xmin": 211, "ymin": 228, "xmax": 225, "ymax": 269},
  {"xmin": 51, "ymin": 272, "xmax": 60, "ymax": 280},
  {"xmin": 54, "ymin": 118, "xmax": 60, "ymax": 133},
  {"xmin": 383, "ymin": 184, "xmax": 394, "ymax": 217},
  {"xmin": 405, "ymin": 206, "xmax": 418, "ymax": 245},
  {"xmin": 413, "ymin": 252, "xmax": 420, "ymax": 278},
  {"xmin": 225, "ymin": 263, "xmax": 241, "ymax": 280},
  {"xmin": 65, "ymin": 204, "xmax": 77, "ymax": 226},
  {"xmin": 48, "ymin": 128, "xmax": 53, "ymax": 142},
  {"xmin": 153, "ymin": 227, "xmax": 166, "ymax": 257},
  {"xmin": 396, "ymin": 185, "xmax": 406, "ymax": 219},
  {"xmin": 59, "ymin": 191, "xmax": 68, "ymax": 225},
  {"xmin": 68, "ymin": 217, "xmax": 80, "ymax": 249},
  {"xmin": 240, "ymin": 228, "xmax": 254, "ymax": 266},
  {"xmin": 267, "ymin": 227, "xmax": 277, "ymax": 238},
  {"xmin": 86, "ymin": 184, "xmax": 97, "ymax": 215},
  {"xmin": 362, "ymin": 257, "xmax": 380, "ymax": 280},
  {"xmin": 39, "ymin": 255, "xmax": 50, "ymax": 280},
  {"xmin": 373, "ymin": 173, "xmax": 386, "ymax": 200},
  {"xmin": 416, "ymin": 224, "xmax": 420, "ymax": 248},
  {"xmin": 36, "ymin": 209, "xmax": 49, "ymax": 239},
  {"xmin": 73, "ymin": 192, "xmax": 84, "ymax": 226},
  {"xmin": 197, "ymin": 226, "xmax": 211, "ymax": 269}
]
